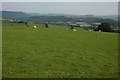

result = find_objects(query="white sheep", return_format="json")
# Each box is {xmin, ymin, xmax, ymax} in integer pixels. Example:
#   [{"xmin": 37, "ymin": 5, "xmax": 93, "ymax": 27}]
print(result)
[
  {"xmin": 99, "ymin": 30, "xmax": 101, "ymax": 32},
  {"xmin": 73, "ymin": 29, "xmax": 76, "ymax": 31},
  {"xmin": 33, "ymin": 26, "xmax": 37, "ymax": 28}
]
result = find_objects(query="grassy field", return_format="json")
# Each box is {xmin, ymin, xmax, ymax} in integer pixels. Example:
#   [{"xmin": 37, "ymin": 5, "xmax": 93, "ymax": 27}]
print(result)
[{"xmin": 2, "ymin": 22, "xmax": 118, "ymax": 78}]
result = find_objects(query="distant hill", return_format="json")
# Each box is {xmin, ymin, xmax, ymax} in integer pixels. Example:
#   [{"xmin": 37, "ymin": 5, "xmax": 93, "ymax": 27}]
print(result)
[
  {"xmin": 28, "ymin": 13, "xmax": 46, "ymax": 16},
  {"xmin": 28, "ymin": 13, "xmax": 76, "ymax": 16},
  {"xmin": 0, "ymin": 11, "xmax": 28, "ymax": 19},
  {"xmin": 1, "ymin": 11, "xmax": 118, "ymax": 27},
  {"xmin": 47, "ymin": 13, "xmax": 76, "ymax": 16},
  {"xmin": 96, "ymin": 15, "xmax": 118, "ymax": 19},
  {"xmin": 22, "ymin": 16, "xmax": 79, "ymax": 23}
]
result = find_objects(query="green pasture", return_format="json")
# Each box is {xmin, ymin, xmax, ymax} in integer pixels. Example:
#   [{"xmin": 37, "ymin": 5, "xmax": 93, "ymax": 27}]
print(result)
[{"xmin": 2, "ymin": 22, "xmax": 118, "ymax": 78}]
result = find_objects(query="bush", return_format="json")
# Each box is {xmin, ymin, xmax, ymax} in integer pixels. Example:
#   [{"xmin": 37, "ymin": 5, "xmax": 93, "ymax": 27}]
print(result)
[{"xmin": 95, "ymin": 23, "xmax": 113, "ymax": 32}]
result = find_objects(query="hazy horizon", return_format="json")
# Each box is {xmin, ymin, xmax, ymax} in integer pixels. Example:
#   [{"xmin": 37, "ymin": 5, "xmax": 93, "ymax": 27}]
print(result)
[{"xmin": 2, "ymin": 2, "xmax": 118, "ymax": 15}]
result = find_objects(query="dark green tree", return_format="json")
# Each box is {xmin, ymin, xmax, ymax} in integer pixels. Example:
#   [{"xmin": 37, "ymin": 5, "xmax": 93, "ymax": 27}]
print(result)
[{"xmin": 95, "ymin": 23, "xmax": 113, "ymax": 32}]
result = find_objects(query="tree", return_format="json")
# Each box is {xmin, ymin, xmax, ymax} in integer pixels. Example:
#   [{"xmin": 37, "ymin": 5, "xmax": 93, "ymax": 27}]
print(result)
[{"xmin": 95, "ymin": 23, "xmax": 113, "ymax": 32}]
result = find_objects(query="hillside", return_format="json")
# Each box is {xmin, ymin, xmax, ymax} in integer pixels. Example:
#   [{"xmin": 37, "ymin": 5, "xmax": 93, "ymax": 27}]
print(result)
[
  {"xmin": 96, "ymin": 15, "xmax": 118, "ymax": 19},
  {"xmin": 28, "ymin": 13, "xmax": 76, "ymax": 16},
  {"xmin": 2, "ymin": 22, "xmax": 118, "ymax": 78},
  {"xmin": 0, "ymin": 11, "xmax": 28, "ymax": 19},
  {"xmin": 1, "ymin": 11, "xmax": 118, "ymax": 27}
]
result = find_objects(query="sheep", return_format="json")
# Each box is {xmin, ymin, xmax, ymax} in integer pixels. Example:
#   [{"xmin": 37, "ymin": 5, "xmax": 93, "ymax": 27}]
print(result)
[
  {"xmin": 73, "ymin": 29, "xmax": 76, "ymax": 31},
  {"xmin": 99, "ymin": 30, "xmax": 101, "ymax": 32},
  {"xmin": 33, "ymin": 26, "xmax": 37, "ymax": 28}
]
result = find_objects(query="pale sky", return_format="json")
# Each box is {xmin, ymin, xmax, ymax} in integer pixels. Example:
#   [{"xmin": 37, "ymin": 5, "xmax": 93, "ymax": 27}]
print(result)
[
  {"xmin": 2, "ymin": 2, "xmax": 118, "ymax": 15},
  {"xmin": 1, "ymin": 0, "xmax": 120, "ymax": 2}
]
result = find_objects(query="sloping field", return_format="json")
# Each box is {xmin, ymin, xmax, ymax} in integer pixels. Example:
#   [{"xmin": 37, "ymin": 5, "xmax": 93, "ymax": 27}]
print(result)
[{"xmin": 2, "ymin": 23, "xmax": 118, "ymax": 78}]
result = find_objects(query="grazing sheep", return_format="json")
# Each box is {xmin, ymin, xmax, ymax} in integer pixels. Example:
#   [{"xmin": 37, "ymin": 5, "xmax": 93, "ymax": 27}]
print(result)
[
  {"xmin": 99, "ymin": 30, "xmax": 101, "ymax": 32},
  {"xmin": 73, "ymin": 29, "xmax": 76, "ymax": 31},
  {"xmin": 33, "ymin": 26, "xmax": 37, "ymax": 28}
]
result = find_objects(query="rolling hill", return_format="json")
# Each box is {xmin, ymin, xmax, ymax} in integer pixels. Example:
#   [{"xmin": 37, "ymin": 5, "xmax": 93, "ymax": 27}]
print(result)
[
  {"xmin": 1, "ymin": 11, "xmax": 118, "ymax": 27},
  {"xmin": 2, "ymin": 22, "xmax": 118, "ymax": 78}
]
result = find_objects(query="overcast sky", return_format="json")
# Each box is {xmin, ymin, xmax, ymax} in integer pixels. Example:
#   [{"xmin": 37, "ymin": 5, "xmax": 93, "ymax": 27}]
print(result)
[
  {"xmin": 2, "ymin": 2, "xmax": 118, "ymax": 15},
  {"xmin": 2, "ymin": 0, "xmax": 119, "ymax": 2}
]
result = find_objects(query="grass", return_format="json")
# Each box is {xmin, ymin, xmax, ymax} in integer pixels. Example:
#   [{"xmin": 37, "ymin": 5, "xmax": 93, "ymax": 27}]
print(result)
[{"xmin": 2, "ymin": 22, "xmax": 118, "ymax": 78}]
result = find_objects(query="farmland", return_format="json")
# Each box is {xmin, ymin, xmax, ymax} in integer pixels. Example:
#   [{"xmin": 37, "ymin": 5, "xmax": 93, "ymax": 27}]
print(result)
[{"xmin": 2, "ymin": 22, "xmax": 118, "ymax": 78}]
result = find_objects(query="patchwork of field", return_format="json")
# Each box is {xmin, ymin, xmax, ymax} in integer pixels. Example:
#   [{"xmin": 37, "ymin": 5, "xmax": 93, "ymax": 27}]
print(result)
[{"xmin": 2, "ymin": 23, "xmax": 118, "ymax": 78}]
